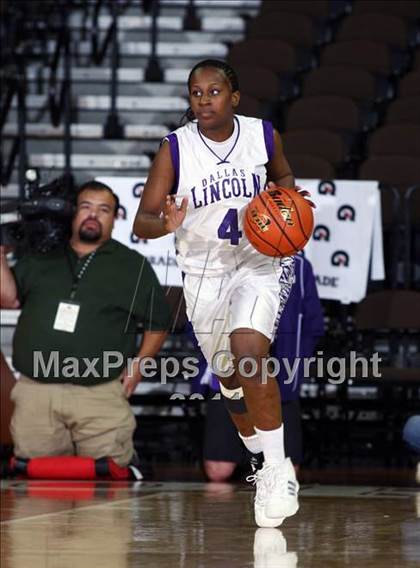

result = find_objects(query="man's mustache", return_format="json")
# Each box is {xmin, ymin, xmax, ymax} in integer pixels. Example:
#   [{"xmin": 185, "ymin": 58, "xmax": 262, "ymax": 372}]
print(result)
[{"xmin": 81, "ymin": 218, "xmax": 101, "ymax": 230}]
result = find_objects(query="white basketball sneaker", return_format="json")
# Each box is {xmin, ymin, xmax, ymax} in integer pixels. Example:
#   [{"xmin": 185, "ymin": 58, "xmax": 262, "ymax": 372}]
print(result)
[
  {"xmin": 247, "ymin": 466, "xmax": 285, "ymax": 528},
  {"xmin": 260, "ymin": 459, "xmax": 299, "ymax": 519},
  {"xmin": 253, "ymin": 529, "xmax": 298, "ymax": 568}
]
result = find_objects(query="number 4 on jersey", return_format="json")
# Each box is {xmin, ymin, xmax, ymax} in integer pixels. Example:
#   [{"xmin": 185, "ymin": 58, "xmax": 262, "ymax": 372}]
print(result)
[{"xmin": 217, "ymin": 208, "xmax": 242, "ymax": 245}]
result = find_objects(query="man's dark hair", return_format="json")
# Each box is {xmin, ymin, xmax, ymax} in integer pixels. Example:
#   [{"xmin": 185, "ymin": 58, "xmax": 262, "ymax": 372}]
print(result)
[{"xmin": 76, "ymin": 180, "xmax": 120, "ymax": 216}]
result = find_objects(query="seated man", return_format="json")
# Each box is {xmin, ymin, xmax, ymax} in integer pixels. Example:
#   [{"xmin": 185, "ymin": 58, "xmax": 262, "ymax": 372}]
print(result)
[
  {"xmin": 1, "ymin": 180, "xmax": 170, "ymax": 469},
  {"xmin": 199, "ymin": 254, "xmax": 323, "ymax": 481}
]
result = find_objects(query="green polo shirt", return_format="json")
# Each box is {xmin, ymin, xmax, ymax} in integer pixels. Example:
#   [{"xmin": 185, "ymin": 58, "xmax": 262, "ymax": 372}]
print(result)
[{"xmin": 12, "ymin": 239, "xmax": 171, "ymax": 385}]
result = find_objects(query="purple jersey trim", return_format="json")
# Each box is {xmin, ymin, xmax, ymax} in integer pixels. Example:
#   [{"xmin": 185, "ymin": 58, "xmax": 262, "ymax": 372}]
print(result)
[
  {"xmin": 262, "ymin": 120, "xmax": 274, "ymax": 162},
  {"xmin": 165, "ymin": 133, "xmax": 180, "ymax": 195}
]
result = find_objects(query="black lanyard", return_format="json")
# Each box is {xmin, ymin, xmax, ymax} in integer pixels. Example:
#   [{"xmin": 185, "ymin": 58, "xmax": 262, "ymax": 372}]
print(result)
[
  {"xmin": 197, "ymin": 116, "xmax": 240, "ymax": 165},
  {"xmin": 66, "ymin": 248, "xmax": 97, "ymax": 300}
]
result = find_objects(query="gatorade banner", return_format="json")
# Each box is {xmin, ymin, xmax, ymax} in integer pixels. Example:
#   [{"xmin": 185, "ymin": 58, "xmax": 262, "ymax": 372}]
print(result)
[
  {"xmin": 98, "ymin": 177, "xmax": 384, "ymax": 303},
  {"xmin": 301, "ymin": 179, "xmax": 384, "ymax": 303}
]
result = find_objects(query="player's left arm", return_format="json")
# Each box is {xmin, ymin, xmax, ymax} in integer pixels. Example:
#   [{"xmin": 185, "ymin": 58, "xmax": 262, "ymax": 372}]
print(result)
[
  {"xmin": 266, "ymin": 129, "xmax": 315, "ymax": 207},
  {"xmin": 266, "ymin": 129, "xmax": 295, "ymax": 189}
]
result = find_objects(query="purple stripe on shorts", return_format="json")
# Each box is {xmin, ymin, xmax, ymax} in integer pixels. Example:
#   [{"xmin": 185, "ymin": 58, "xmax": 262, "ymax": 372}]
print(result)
[
  {"xmin": 262, "ymin": 120, "xmax": 274, "ymax": 162},
  {"xmin": 166, "ymin": 133, "xmax": 180, "ymax": 195}
]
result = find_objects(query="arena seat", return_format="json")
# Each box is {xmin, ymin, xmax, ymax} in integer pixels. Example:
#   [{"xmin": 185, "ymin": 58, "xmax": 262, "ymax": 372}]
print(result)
[
  {"xmin": 336, "ymin": 14, "xmax": 411, "ymax": 49},
  {"xmin": 404, "ymin": 186, "xmax": 420, "ymax": 288},
  {"xmin": 355, "ymin": 289, "xmax": 420, "ymax": 331},
  {"xmin": 228, "ymin": 39, "xmax": 314, "ymax": 74},
  {"xmin": 349, "ymin": 290, "xmax": 420, "ymax": 399},
  {"xmin": 236, "ymin": 93, "xmax": 263, "ymax": 118},
  {"xmin": 321, "ymin": 40, "xmax": 405, "ymax": 76},
  {"xmin": 352, "ymin": 0, "xmax": 420, "ymax": 20},
  {"xmin": 367, "ymin": 125, "xmax": 420, "ymax": 158},
  {"xmin": 385, "ymin": 96, "xmax": 420, "ymax": 125},
  {"xmin": 260, "ymin": 0, "xmax": 350, "ymax": 22},
  {"xmin": 359, "ymin": 146, "xmax": 420, "ymax": 285},
  {"xmin": 404, "ymin": 185, "xmax": 420, "ymax": 228},
  {"xmin": 281, "ymin": 129, "xmax": 347, "ymax": 166},
  {"xmin": 287, "ymin": 154, "xmax": 335, "ymax": 179},
  {"xmin": 378, "ymin": 186, "xmax": 402, "ymax": 288},
  {"xmin": 234, "ymin": 65, "xmax": 283, "ymax": 102},
  {"xmin": 247, "ymin": 11, "xmax": 330, "ymax": 47},
  {"xmin": 399, "ymin": 71, "xmax": 420, "ymax": 97},
  {"xmin": 302, "ymin": 65, "xmax": 391, "ymax": 103},
  {"xmin": 286, "ymin": 96, "xmax": 365, "ymax": 133},
  {"xmin": 359, "ymin": 156, "xmax": 420, "ymax": 192}
]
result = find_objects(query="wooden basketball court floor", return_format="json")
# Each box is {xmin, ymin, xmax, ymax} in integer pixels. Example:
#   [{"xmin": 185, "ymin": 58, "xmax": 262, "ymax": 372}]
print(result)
[{"xmin": 1, "ymin": 480, "xmax": 419, "ymax": 567}]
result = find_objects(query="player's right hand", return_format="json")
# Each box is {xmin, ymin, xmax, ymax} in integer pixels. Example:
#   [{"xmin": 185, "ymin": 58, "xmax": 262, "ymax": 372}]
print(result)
[{"xmin": 163, "ymin": 195, "xmax": 188, "ymax": 232}]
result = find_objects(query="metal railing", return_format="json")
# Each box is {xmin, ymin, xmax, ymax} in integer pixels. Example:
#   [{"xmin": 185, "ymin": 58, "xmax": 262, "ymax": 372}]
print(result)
[
  {"xmin": 0, "ymin": 0, "xmax": 136, "ymax": 188},
  {"xmin": 0, "ymin": 1, "xmax": 63, "ymax": 190},
  {"xmin": 48, "ymin": 10, "xmax": 72, "ymax": 187},
  {"xmin": 0, "ymin": 61, "xmax": 28, "ymax": 197},
  {"xmin": 0, "ymin": 0, "xmax": 191, "ymax": 189},
  {"xmin": 145, "ymin": 0, "xmax": 164, "ymax": 82},
  {"xmin": 81, "ymin": 0, "xmax": 129, "ymax": 137}
]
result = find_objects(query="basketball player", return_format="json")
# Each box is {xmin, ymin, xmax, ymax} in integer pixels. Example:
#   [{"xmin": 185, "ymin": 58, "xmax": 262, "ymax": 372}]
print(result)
[{"xmin": 133, "ymin": 59, "xmax": 314, "ymax": 527}]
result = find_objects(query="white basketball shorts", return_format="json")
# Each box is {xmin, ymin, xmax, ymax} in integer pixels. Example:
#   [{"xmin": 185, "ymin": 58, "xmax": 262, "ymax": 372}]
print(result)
[{"xmin": 183, "ymin": 257, "xmax": 295, "ymax": 376}]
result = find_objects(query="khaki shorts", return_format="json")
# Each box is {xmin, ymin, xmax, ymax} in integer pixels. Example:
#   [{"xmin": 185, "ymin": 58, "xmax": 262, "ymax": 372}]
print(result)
[{"xmin": 10, "ymin": 376, "xmax": 136, "ymax": 467}]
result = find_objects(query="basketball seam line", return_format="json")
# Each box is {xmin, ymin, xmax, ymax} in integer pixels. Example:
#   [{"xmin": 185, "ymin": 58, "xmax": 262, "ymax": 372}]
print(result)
[
  {"xmin": 286, "ymin": 190, "xmax": 311, "ymax": 241},
  {"xmin": 259, "ymin": 191, "xmax": 298, "ymax": 253}
]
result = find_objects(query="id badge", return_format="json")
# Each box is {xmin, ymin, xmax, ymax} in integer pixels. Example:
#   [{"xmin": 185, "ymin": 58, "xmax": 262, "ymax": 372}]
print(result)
[{"xmin": 53, "ymin": 301, "xmax": 80, "ymax": 333}]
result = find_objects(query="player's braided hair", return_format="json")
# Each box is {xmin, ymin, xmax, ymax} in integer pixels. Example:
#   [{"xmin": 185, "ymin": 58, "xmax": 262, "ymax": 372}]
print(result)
[{"xmin": 180, "ymin": 59, "xmax": 240, "ymax": 125}]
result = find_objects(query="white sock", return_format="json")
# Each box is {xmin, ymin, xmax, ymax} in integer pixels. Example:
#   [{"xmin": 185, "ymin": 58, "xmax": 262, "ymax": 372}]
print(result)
[
  {"xmin": 255, "ymin": 425, "xmax": 286, "ymax": 465},
  {"xmin": 238, "ymin": 432, "xmax": 263, "ymax": 454}
]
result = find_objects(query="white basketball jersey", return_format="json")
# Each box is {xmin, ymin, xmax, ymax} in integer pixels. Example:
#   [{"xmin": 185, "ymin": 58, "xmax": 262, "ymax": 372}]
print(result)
[{"xmin": 165, "ymin": 114, "xmax": 281, "ymax": 276}]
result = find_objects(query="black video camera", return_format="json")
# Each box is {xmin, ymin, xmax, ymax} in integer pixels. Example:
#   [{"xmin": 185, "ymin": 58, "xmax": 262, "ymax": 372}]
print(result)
[{"xmin": 0, "ymin": 174, "xmax": 75, "ymax": 254}]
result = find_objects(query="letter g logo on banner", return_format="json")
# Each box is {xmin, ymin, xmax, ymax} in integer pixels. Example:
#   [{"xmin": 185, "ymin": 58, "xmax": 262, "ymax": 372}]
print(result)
[
  {"xmin": 117, "ymin": 205, "xmax": 127, "ymax": 220},
  {"xmin": 313, "ymin": 224, "xmax": 330, "ymax": 241},
  {"xmin": 337, "ymin": 205, "xmax": 356, "ymax": 222},
  {"xmin": 318, "ymin": 181, "xmax": 336, "ymax": 195},
  {"xmin": 331, "ymin": 250, "xmax": 350, "ymax": 267},
  {"xmin": 132, "ymin": 182, "xmax": 145, "ymax": 198}
]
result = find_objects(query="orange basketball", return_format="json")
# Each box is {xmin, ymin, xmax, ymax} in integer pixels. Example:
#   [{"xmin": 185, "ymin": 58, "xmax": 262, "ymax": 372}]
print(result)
[{"xmin": 244, "ymin": 186, "xmax": 314, "ymax": 257}]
